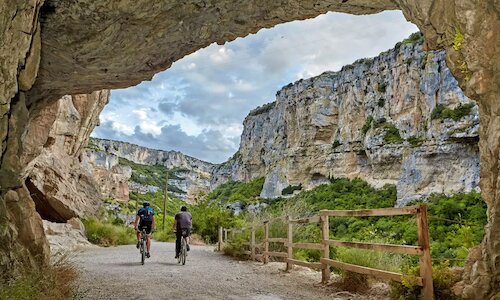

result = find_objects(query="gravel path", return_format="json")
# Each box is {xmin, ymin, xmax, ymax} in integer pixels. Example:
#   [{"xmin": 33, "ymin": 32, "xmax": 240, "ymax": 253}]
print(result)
[{"xmin": 73, "ymin": 241, "xmax": 352, "ymax": 300}]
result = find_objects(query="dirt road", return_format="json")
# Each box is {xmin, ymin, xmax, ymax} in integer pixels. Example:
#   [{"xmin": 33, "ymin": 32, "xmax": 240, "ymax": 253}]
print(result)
[{"xmin": 73, "ymin": 241, "xmax": 353, "ymax": 300}]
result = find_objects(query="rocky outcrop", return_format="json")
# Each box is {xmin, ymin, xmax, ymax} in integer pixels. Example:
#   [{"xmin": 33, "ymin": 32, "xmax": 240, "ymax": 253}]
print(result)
[
  {"xmin": 0, "ymin": 0, "xmax": 497, "ymax": 297},
  {"xmin": 22, "ymin": 91, "xmax": 109, "ymax": 222},
  {"xmin": 0, "ymin": 0, "xmax": 49, "ymax": 278},
  {"xmin": 89, "ymin": 138, "xmax": 213, "ymax": 203},
  {"xmin": 43, "ymin": 218, "xmax": 92, "ymax": 255},
  {"xmin": 82, "ymin": 150, "xmax": 132, "ymax": 201},
  {"xmin": 213, "ymin": 44, "xmax": 480, "ymax": 206}
]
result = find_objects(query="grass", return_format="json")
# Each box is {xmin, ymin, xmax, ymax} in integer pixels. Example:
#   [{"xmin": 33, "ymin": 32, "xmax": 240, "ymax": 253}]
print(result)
[
  {"xmin": 83, "ymin": 217, "xmax": 136, "ymax": 246},
  {"xmin": 0, "ymin": 256, "xmax": 77, "ymax": 300}
]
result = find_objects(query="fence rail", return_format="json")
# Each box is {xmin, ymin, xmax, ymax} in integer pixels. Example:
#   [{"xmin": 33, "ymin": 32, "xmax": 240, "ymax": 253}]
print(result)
[{"xmin": 220, "ymin": 204, "xmax": 434, "ymax": 299}]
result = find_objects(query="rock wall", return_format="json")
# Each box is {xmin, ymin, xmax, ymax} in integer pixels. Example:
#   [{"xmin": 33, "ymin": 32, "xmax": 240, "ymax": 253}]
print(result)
[
  {"xmin": 22, "ymin": 91, "xmax": 109, "ymax": 222},
  {"xmin": 216, "ymin": 43, "xmax": 480, "ymax": 206},
  {"xmin": 89, "ymin": 138, "xmax": 213, "ymax": 203},
  {"xmin": 81, "ymin": 150, "xmax": 132, "ymax": 202}
]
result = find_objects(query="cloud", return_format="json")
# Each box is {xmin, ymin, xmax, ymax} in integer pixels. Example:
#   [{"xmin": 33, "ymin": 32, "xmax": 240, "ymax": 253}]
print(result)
[{"xmin": 92, "ymin": 11, "xmax": 418, "ymax": 163}]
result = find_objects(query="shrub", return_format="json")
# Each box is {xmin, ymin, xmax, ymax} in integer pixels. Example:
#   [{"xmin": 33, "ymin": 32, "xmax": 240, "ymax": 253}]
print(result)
[
  {"xmin": 431, "ymin": 103, "xmax": 474, "ymax": 121},
  {"xmin": 408, "ymin": 136, "xmax": 425, "ymax": 147},
  {"xmin": 83, "ymin": 217, "xmax": 136, "ymax": 246},
  {"xmin": 382, "ymin": 123, "xmax": 403, "ymax": 144},
  {"xmin": 401, "ymin": 32, "xmax": 424, "ymax": 45},
  {"xmin": 205, "ymin": 177, "xmax": 265, "ymax": 206},
  {"xmin": 190, "ymin": 200, "xmax": 239, "ymax": 244},
  {"xmin": 377, "ymin": 98, "xmax": 385, "ymax": 107},
  {"xmin": 0, "ymin": 256, "xmax": 77, "ymax": 300},
  {"xmin": 362, "ymin": 116, "xmax": 374, "ymax": 134},
  {"xmin": 248, "ymin": 102, "xmax": 276, "ymax": 116},
  {"xmin": 332, "ymin": 140, "xmax": 342, "ymax": 148},
  {"xmin": 453, "ymin": 27, "xmax": 464, "ymax": 51},
  {"xmin": 282, "ymin": 184, "xmax": 302, "ymax": 195},
  {"xmin": 390, "ymin": 261, "xmax": 462, "ymax": 300}
]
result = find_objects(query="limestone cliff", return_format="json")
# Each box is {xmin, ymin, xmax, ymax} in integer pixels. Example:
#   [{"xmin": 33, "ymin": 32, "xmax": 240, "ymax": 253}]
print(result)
[
  {"xmin": 81, "ymin": 149, "xmax": 132, "ymax": 202},
  {"xmin": 22, "ymin": 91, "xmax": 109, "ymax": 221},
  {"xmin": 88, "ymin": 138, "xmax": 214, "ymax": 203},
  {"xmin": 213, "ymin": 42, "xmax": 480, "ymax": 207}
]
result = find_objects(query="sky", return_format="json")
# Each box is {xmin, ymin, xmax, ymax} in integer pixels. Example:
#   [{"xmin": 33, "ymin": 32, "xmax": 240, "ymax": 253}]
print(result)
[{"xmin": 91, "ymin": 11, "xmax": 418, "ymax": 163}]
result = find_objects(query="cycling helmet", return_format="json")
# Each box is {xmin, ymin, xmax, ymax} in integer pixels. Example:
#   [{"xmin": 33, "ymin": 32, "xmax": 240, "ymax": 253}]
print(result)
[
  {"xmin": 180, "ymin": 205, "xmax": 187, "ymax": 212},
  {"xmin": 143, "ymin": 201, "xmax": 150, "ymax": 207}
]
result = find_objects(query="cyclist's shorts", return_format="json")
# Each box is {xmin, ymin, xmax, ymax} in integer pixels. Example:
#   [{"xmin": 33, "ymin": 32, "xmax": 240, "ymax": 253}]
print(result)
[{"xmin": 139, "ymin": 221, "xmax": 153, "ymax": 234}]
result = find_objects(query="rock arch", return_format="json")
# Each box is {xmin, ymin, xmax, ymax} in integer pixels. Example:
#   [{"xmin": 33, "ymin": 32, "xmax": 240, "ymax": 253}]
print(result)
[{"xmin": 0, "ymin": 0, "xmax": 497, "ymax": 298}]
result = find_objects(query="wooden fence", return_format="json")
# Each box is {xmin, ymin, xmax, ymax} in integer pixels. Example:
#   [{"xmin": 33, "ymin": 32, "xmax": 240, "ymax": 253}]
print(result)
[{"xmin": 219, "ymin": 204, "xmax": 434, "ymax": 299}]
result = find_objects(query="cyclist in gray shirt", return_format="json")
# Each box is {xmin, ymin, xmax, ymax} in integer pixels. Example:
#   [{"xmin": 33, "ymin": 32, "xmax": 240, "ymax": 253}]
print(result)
[{"xmin": 173, "ymin": 206, "xmax": 192, "ymax": 259}]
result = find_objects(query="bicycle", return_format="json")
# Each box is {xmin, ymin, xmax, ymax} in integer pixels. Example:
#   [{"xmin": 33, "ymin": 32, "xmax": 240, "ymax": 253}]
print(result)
[
  {"xmin": 138, "ymin": 227, "xmax": 148, "ymax": 265},
  {"xmin": 177, "ymin": 229, "xmax": 189, "ymax": 265}
]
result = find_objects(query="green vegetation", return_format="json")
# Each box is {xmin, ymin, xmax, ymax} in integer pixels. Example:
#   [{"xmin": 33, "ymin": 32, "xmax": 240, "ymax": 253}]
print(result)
[
  {"xmin": 248, "ymin": 102, "xmax": 276, "ymax": 116},
  {"xmin": 119, "ymin": 157, "xmax": 185, "ymax": 194},
  {"xmin": 191, "ymin": 199, "xmax": 241, "ymax": 243},
  {"xmin": 377, "ymin": 98, "xmax": 385, "ymax": 107},
  {"xmin": 218, "ymin": 177, "xmax": 485, "ymax": 297},
  {"xmin": 83, "ymin": 217, "xmax": 136, "ymax": 246},
  {"xmin": 453, "ymin": 27, "xmax": 464, "ymax": 51},
  {"xmin": 407, "ymin": 136, "xmax": 425, "ymax": 147},
  {"xmin": 391, "ymin": 261, "xmax": 462, "ymax": 300},
  {"xmin": 401, "ymin": 32, "xmax": 424, "ymax": 46},
  {"xmin": 362, "ymin": 116, "xmax": 374, "ymax": 134},
  {"xmin": 281, "ymin": 184, "xmax": 302, "ymax": 195},
  {"xmin": 205, "ymin": 177, "xmax": 265, "ymax": 206},
  {"xmin": 378, "ymin": 82, "xmax": 387, "ymax": 93},
  {"xmin": 372, "ymin": 119, "xmax": 403, "ymax": 144},
  {"xmin": 84, "ymin": 139, "xmax": 102, "ymax": 152},
  {"xmin": 332, "ymin": 140, "xmax": 342, "ymax": 148},
  {"xmin": 431, "ymin": 103, "xmax": 474, "ymax": 121},
  {"xmin": 0, "ymin": 257, "xmax": 77, "ymax": 300}
]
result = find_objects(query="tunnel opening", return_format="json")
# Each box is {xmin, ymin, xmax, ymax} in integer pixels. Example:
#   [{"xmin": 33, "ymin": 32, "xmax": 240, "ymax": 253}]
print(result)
[{"xmin": 25, "ymin": 177, "xmax": 68, "ymax": 223}]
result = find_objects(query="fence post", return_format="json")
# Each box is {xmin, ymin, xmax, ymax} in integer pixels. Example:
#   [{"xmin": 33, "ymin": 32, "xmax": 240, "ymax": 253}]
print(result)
[
  {"xmin": 251, "ymin": 227, "xmax": 256, "ymax": 261},
  {"xmin": 218, "ymin": 226, "xmax": 223, "ymax": 251},
  {"xmin": 417, "ymin": 205, "xmax": 434, "ymax": 300},
  {"xmin": 263, "ymin": 221, "xmax": 269, "ymax": 264},
  {"xmin": 286, "ymin": 216, "xmax": 293, "ymax": 271},
  {"xmin": 320, "ymin": 212, "xmax": 330, "ymax": 283}
]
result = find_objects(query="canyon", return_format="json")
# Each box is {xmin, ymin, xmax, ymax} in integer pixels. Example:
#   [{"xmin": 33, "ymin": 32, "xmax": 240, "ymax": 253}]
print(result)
[{"xmin": 0, "ymin": 1, "xmax": 498, "ymax": 298}]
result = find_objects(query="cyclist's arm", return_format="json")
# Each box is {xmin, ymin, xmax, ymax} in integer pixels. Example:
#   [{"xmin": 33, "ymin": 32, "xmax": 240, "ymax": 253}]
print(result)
[
  {"xmin": 172, "ymin": 219, "xmax": 177, "ymax": 232},
  {"xmin": 134, "ymin": 215, "xmax": 140, "ymax": 230}
]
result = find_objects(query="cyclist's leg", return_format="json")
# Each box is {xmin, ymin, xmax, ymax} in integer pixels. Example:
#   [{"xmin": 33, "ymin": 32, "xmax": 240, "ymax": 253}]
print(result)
[
  {"xmin": 136, "ymin": 228, "xmax": 141, "ymax": 248},
  {"xmin": 145, "ymin": 226, "xmax": 152, "ymax": 254}
]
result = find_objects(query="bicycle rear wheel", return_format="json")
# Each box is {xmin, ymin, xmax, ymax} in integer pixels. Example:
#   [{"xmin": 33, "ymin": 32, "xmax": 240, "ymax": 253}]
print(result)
[
  {"xmin": 181, "ymin": 237, "xmax": 187, "ymax": 265},
  {"xmin": 140, "ymin": 238, "xmax": 146, "ymax": 265}
]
